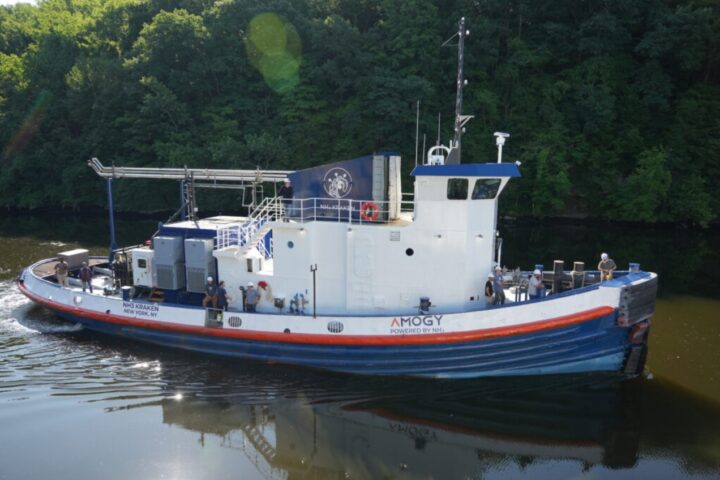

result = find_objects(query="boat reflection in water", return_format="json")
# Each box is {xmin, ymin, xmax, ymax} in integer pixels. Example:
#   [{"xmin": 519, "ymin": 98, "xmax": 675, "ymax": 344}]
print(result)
[{"xmin": 132, "ymin": 361, "xmax": 651, "ymax": 479}]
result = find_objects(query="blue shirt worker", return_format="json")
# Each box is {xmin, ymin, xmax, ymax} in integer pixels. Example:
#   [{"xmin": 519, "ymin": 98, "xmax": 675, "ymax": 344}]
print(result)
[
  {"xmin": 79, "ymin": 262, "xmax": 93, "ymax": 293},
  {"xmin": 216, "ymin": 281, "xmax": 230, "ymax": 310},
  {"xmin": 245, "ymin": 282, "xmax": 259, "ymax": 312},
  {"xmin": 202, "ymin": 276, "xmax": 218, "ymax": 308},
  {"xmin": 493, "ymin": 266, "xmax": 505, "ymax": 305}
]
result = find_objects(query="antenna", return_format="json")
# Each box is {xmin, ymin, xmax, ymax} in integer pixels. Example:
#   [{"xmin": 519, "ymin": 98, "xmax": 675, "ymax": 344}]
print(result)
[
  {"xmin": 436, "ymin": 112, "xmax": 441, "ymax": 145},
  {"xmin": 494, "ymin": 132, "xmax": 510, "ymax": 163},
  {"xmin": 453, "ymin": 17, "xmax": 467, "ymax": 156},
  {"xmin": 422, "ymin": 133, "xmax": 426, "ymax": 164},
  {"xmin": 414, "ymin": 100, "xmax": 420, "ymax": 166},
  {"xmin": 442, "ymin": 18, "xmax": 472, "ymax": 164}
]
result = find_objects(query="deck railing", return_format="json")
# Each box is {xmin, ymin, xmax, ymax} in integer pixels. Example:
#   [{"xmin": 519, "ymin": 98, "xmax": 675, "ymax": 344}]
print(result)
[
  {"xmin": 216, "ymin": 196, "xmax": 415, "ymax": 252},
  {"xmin": 287, "ymin": 197, "xmax": 414, "ymax": 224}
]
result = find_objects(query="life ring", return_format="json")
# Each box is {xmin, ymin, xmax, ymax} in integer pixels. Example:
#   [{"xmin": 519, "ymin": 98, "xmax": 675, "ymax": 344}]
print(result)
[{"xmin": 360, "ymin": 202, "xmax": 380, "ymax": 221}]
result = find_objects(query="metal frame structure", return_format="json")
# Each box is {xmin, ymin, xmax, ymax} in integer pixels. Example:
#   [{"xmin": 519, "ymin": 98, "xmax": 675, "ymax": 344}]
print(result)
[{"xmin": 88, "ymin": 157, "xmax": 293, "ymax": 260}]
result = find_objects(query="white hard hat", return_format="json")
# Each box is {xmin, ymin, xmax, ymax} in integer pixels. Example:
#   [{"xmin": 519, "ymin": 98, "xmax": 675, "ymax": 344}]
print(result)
[
  {"xmin": 284, "ymin": 178, "xmax": 290, "ymax": 183},
  {"xmin": 487, "ymin": 273, "xmax": 494, "ymax": 278},
  {"xmin": 601, "ymin": 253, "xmax": 608, "ymax": 260},
  {"xmin": 533, "ymin": 269, "xmax": 541, "ymax": 275},
  {"xmin": 207, "ymin": 276, "xmax": 213, "ymax": 282},
  {"xmin": 247, "ymin": 282, "xmax": 254, "ymax": 287},
  {"xmin": 495, "ymin": 265, "xmax": 502, "ymax": 271}
]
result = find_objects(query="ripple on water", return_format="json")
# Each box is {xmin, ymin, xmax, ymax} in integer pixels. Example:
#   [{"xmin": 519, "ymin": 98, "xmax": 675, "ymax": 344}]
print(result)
[{"xmin": 0, "ymin": 281, "xmax": 170, "ymax": 406}]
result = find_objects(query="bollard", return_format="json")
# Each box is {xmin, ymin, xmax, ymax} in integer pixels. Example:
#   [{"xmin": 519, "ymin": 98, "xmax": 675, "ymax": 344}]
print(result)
[
  {"xmin": 572, "ymin": 261, "xmax": 585, "ymax": 288},
  {"xmin": 553, "ymin": 260, "xmax": 564, "ymax": 294}
]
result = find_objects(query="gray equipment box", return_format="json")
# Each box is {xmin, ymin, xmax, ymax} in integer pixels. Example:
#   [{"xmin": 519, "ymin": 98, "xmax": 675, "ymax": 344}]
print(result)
[
  {"xmin": 58, "ymin": 249, "xmax": 89, "ymax": 270},
  {"xmin": 153, "ymin": 236, "xmax": 184, "ymax": 264},
  {"xmin": 153, "ymin": 236, "xmax": 185, "ymax": 290},
  {"xmin": 184, "ymin": 238, "xmax": 216, "ymax": 293}
]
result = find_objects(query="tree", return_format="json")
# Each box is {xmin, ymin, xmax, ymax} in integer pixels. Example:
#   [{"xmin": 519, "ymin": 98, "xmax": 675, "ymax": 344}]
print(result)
[{"xmin": 616, "ymin": 147, "xmax": 672, "ymax": 223}]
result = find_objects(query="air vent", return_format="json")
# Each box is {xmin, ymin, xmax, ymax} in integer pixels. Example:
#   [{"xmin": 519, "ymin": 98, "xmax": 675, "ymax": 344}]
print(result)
[
  {"xmin": 327, "ymin": 321, "xmax": 344, "ymax": 333},
  {"xmin": 228, "ymin": 316, "xmax": 242, "ymax": 328}
]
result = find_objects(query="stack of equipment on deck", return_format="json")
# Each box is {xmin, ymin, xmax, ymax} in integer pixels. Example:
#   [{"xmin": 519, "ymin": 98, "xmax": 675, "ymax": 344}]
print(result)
[
  {"xmin": 153, "ymin": 236, "xmax": 185, "ymax": 290},
  {"xmin": 185, "ymin": 238, "xmax": 216, "ymax": 293}
]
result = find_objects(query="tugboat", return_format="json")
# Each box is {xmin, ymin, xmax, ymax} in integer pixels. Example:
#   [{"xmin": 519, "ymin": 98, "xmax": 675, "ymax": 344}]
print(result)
[{"xmin": 17, "ymin": 19, "xmax": 657, "ymax": 378}]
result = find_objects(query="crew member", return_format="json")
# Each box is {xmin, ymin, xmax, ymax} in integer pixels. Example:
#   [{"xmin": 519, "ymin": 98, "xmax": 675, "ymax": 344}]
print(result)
[
  {"xmin": 278, "ymin": 178, "xmax": 294, "ymax": 221},
  {"xmin": 202, "ymin": 276, "xmax": 218, "ymax": 308},
  {"xmin": 245, "ymin": 282, "xmax": 259, "ymax": 312},
  {"xmin": 493, "ymin": 266, "xmax": 505, "ymax": 305},
  {"xmin": 528, "ymin": 269, "xmax": 544, "ymax": 299},
  {"xmin": 484, "ymin": 273, "xmax": 494, "ymax": 304},
  {"xmin": 216, "ymin": 281, "xmax": 231, "ymax": 311},
  {"xmin": 79, "ymin": 262, "xmax": 93, "ymax": 293},
  {"xmin": 598, "ymin": 253, "xmax": 617, "ymax": 281},
  {"xmin": 54, "ymin": 258, "xmax": 69, "ymax": 287}
]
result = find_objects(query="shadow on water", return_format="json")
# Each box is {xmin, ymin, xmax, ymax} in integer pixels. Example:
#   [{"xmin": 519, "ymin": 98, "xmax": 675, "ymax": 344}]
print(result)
[{"xmin": 84, "ymin": 342, "xmax": 720, "ymax": 479}]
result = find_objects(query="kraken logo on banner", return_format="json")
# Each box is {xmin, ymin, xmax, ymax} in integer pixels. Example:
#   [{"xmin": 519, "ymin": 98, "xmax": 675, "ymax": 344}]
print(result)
[{"xmin": 323, "ymin": 167, "xmax": 353, "ymax": 198}]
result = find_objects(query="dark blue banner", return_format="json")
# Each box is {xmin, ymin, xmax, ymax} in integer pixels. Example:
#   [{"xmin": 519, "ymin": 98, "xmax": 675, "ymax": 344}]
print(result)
[{"xmin": 287, "ymin": 155, "xmax": 383, "ymax": 221}]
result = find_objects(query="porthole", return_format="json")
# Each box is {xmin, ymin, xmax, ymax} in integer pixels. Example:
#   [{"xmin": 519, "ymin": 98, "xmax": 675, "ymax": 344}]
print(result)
[
  {"xmin": 327, "ymin": 321, "xmax": 344, "ymax": 333},
  {"xmin": 228, "ymin": 316, "xmax": 242, "ymax": 328},
  {"xmin": 287, "ymin": 241, "xmax": 294, "ymax": 249},
  {"xmin": 284, "ymin": 328, "xmax": 291, "ymax": 334},
  {"xmin": 405, "ymin": 248, "xmax": 414, "ymax": 256}
]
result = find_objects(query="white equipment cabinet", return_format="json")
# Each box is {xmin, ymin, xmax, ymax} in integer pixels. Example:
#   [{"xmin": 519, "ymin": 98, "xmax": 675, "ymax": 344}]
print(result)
[{"xmin": 131, "ymin": 248, "xmax": 155, "ymax": 288}]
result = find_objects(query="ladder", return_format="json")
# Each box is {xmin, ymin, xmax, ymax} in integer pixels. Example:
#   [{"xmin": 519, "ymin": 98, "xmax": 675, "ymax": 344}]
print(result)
[{"xmin": 215, "ymin": 197, "xmax": 281, "ymax": 257}]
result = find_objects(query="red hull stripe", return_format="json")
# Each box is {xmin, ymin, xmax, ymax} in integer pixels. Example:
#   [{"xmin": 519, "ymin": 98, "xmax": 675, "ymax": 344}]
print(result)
[{"xmin": 19, "ymin": 282, "xmax": 615, "ymax": 346}]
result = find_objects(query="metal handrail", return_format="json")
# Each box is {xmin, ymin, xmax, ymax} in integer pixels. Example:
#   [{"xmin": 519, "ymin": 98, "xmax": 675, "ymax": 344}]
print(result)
[
  {"xmin": 215, "ymin": 196, "xmax": 415, "ymax": 254},
  {"xmin": 290, "ymin": 197, "xmax": 413, "ymax": 224},
  {"xmin": 88, "ymin": 158, "xmax": 292, "ymax": 183},
  {"xmin": 216, "ymin": 197, "xmax": 280, "ymax": 251}
]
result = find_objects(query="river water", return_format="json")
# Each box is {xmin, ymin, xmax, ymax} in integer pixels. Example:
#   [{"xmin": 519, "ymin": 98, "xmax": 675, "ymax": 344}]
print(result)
[{"xmin": 1, "ymin": 214, "xmax": 719, "ymax": 480}]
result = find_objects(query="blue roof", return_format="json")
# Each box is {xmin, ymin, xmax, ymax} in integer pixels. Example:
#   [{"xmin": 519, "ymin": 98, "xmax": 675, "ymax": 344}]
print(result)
[{"xmin": 411, "ymin": 163, "xmax": 522, "ymax": 178}]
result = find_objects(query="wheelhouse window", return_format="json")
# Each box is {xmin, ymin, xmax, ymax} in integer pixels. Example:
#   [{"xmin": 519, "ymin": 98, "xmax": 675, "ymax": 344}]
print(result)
[
  {"xmin": 447, "ymin": 178, "xmax": 469, "ymax": 200},
  {"xmin": 138, "ymin": 259, "xmax": 147, "ymax": 269},
  {"xmin": 472, "ymin": 179, "xmax": 501, "ymax": 200}
]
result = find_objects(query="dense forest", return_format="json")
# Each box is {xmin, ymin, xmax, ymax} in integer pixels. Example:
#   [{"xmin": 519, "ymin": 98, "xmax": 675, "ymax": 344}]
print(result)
[{"xmin": 0, "ymin": 0, "xmax": 718, "ymax": 225}]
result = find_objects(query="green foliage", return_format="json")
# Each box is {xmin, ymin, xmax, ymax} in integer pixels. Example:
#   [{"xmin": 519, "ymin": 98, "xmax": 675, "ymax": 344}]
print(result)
[
  {"xmin": 0, "ymin": 0, "xmax": 717, "ymax": 227},
  {"xmin": 616, "ymin": 147, "xmax": 672, "ymax": 223}
]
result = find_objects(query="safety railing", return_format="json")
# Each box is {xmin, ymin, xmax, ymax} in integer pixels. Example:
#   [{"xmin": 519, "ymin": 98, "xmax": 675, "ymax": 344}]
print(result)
[
  {"xmin": 216, "ymin": 196, "xmax": 415, "ymax": 253},
  {"xmin": 285, "ymin": 197, "xmax": 414, "ymax": 224},
  {"xmin": 216, "ymin": 197, "xmax": 280, "ymax": 251}
]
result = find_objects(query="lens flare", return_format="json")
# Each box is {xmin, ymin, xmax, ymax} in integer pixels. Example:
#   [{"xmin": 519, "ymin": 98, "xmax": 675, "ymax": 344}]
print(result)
[
  {"xmin": 246, "ymin": 13, "xmax": 302, "ymax": 94},
  {"xmin": 2, "ymin": 89, "xmax": 52, "ymax": 160}
]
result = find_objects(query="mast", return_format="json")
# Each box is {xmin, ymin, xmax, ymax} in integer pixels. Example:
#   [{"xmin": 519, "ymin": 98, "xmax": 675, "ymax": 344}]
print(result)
[
  {"xmin": 453, "ymin": 17, "xmax": 466, "ymax": 158},
  {"xmin": 444, "ymin": 18, "xmax": 472, "ymax": 165}
]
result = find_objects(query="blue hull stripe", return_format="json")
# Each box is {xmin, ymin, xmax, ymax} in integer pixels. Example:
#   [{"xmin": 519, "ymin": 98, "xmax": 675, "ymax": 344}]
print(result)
[{"xmin": 56, "ymin": 310, "xmax": 630, "ymax": 378}]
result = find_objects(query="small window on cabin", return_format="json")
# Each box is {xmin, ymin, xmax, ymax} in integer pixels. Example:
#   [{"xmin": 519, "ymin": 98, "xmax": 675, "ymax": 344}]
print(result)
[
  {"xmin": 138, "ymin": 259, "xmax": 147, "ymax": 269},
  {"xmin": 447, "ymin": 179, "xmax": 469, "ymax": 200},
  {"xmin": 472, "ymin": 179, "xmax": 502, "ymax": 200}
]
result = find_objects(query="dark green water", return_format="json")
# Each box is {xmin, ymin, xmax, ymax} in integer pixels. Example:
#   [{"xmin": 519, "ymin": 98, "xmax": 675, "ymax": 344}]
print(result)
[{"xmin": 1, "ymin": 214, "xmax": 719, "ymax": 480}]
